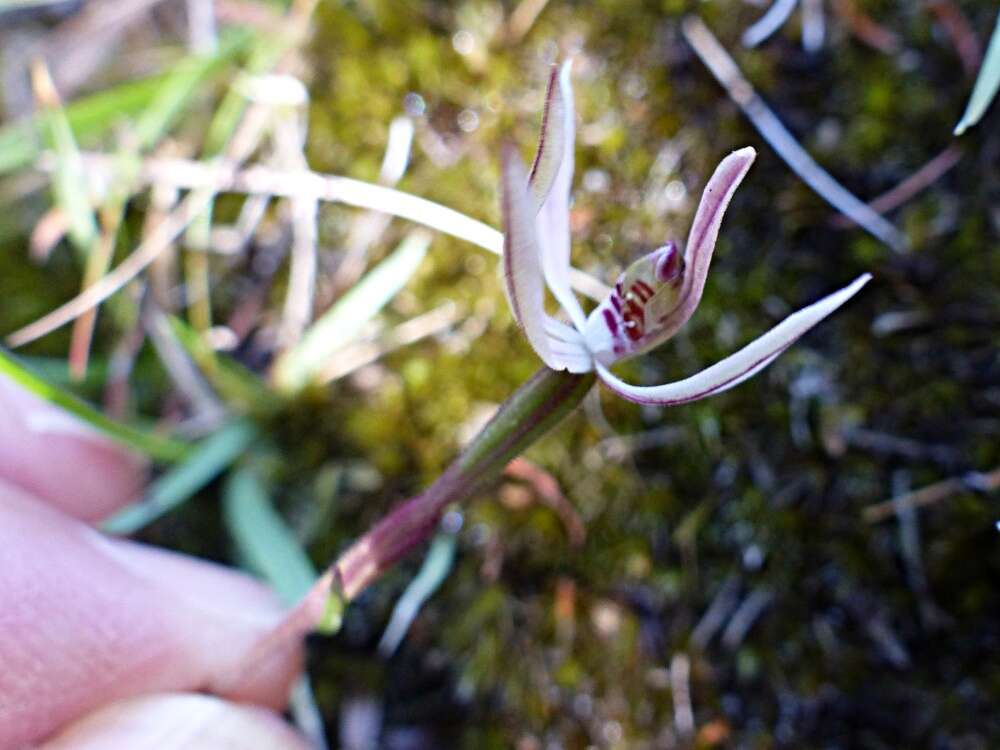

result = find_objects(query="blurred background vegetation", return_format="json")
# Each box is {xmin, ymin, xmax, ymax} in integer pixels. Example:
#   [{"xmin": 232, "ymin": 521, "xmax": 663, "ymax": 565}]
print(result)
[{"xmin": 1, "ymin": 0, "xmax": 998, "ymax": 746}]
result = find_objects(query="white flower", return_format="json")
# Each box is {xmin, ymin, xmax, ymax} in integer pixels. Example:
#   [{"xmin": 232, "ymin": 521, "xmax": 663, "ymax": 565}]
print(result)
[{"xmin": 500, "ymin": 62, "xmax": 871, "ymax": 406}]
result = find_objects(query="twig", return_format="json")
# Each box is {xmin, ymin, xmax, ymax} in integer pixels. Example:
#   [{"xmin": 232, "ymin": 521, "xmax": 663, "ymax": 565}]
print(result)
[
  {"xmin": 800, "ymin": 0, "xmax": 825, "ymax": 52},
  {"xmin": 830, "ymin": 0, "xmax": 901, "ymax": 54},
  {"xmin": 742, "ymin": 0, "xmax": 799, "ymax": 48},
  {"xmin": 690, "ymin": 574, "xmax": 742, "ymax": 650},
  {"xmin": 214, "ymin": 0, "xmax": 284, "ymax": 29},
  {"xmin": 841, "ymin": 592, "xmax": 911, "ymax": 668},
  {"xmin": 721, "ymin": 587, "xmax": 773, "ymax": 649},
  {"xmin": 145, "ymin": 305, "xmax": 227, "ymax": 428},
  {"xmin": 69, "ymin": 203, "xmax": 124, "ymax": 379},
  {"xmin": 145, "ymin": 180, "xmax": 182, "ymax": 309},
  {"xmin": 316, "ymin": 302, "xmax": 462, "ymax": 383},
  {"xmin": 274, "ymin": 103, "xmax": 318, "ymax": 348},
  {"xmin": 927, "ymin": 0, "xmax": 983, "ymax": 76},
  {"xmin": 210, "ymin": 193, "xmax": 271, "ymax": 254},
  {"xmin": 330, "ymin": 116, "xmax": 414, "ymax": 295},
  {"xmin": 29, "ymin": 207, "xmax": 68, "ymax": 262},
  {"xmin": 830, "ymin": 145, "xmax": 963, "ymax": 229},
  {"xmin": 682, "ymin": 15, "xmax": 908, "ymax": 251},
  {"xmin": 7, "ymin": 187, "xmax": 213, "ymax": 347},
  {"xmin": 891, "ymin": 471, "xmax": 946, "ymax": 629},
  {"xmin": 41, "ymin": 151, "xmax": 612, "ymax": 294},
  {"xmin": 591, "ymin": 425, "xmax": 687, "ymax": 462},
  {"xmin": 103, "ymin": 316, "xmax": 147, "ymax": 420},
  {"xmin": 503, "ymin": 457, "xmax": 586, "ymax": 546},
  {"xmin": 670, "ymin": 653, "xmax": 695, "ymax": 740},
  {"xmin": 863, "ymin": 467, "xmax": 1000, "ymax": 523},
  {"xmin": 505, "ymin": 0, "xmax": 551, "ymax": 44},
  {"xmin": 843, "ymin": 426, "xmax": 961, "ymax": 466}
]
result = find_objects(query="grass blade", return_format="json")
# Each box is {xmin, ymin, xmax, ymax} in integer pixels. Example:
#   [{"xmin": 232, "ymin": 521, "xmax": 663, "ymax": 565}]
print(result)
[
  {"xmin": 103, "ymin": 419, "xmax": 257, "ymax": 534},
  {"xmin": 169, "ymin": 316, "xmax": 274, "ymax": 413},
  {"xmin": 0, "ymin": 77, "xmax": 154, "ymax": 175},
  {"xmin": 133, "ymin": 29, "xmax": 254, "ymax": 151},
  {"xmin": 954, "ymin": 10, "xmax": 1000, "ymax": 135},
  {"xmin": 0, "ymin": 33, "xmax": 249, "ymax": 177},
  {"xmin": 223, "ymin": 467, "xmax": 317, "ymax": 604},
  {"xmin": 272, "ymin": 231, "xmax": 430, "ymax": 393},
  {"xmin": 682, "ymin": 14, "xmax": 907, "ymax": 252},
  {"xmin": 31, "ymin": 59, "xmax": 97, "ymax": 254},
  {"xmin": 377, "ymin": 529, "xmax": 458, "ymax": 657},
  {"xmin": 0, "ymin": 347, "xmax": 188, "ymax": 462}
]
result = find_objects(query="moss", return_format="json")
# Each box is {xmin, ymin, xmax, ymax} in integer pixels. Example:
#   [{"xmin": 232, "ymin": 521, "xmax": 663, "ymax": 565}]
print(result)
[{"xmin": 2, "ymin": 0, "xmax": 998, "ymax": 744}]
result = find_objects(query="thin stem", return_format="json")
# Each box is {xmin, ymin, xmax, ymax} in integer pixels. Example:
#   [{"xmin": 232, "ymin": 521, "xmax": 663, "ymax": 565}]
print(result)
[{"xmin": 332, "ymin": 366, "xmax": 595, "ymax": 600}]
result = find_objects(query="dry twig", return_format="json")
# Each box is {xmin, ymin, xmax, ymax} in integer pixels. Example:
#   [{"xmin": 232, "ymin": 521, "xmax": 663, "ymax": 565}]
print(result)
[
  {"xmin": 829, "ymin": 146, "xmax": 963, "ymax": 229},
  {"xmin": 682, "ymin": 15, "xmax": 907, "ymax": 251},
  {"xmin": 863, "ymin": 467, "xmax": 1000, "ymax": 523}
]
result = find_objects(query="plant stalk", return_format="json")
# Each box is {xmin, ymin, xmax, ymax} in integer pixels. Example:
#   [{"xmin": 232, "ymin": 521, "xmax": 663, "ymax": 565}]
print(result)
[{"xmin": 332, "ymin": 366, "xmax": 595, "ymax": 600}]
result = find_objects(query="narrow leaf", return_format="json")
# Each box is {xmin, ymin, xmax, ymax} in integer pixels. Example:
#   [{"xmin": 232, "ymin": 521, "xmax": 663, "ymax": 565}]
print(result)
[
  {"xmin": 133, "ymin": 30, "xmax": 252, "ymax": 150},
  {"xmin": 103, "ymin": 419, "xmax": 257, "ymax": 534},
  {"xmin": 377, "ymin": 530, "xmax": 457, "ymax": 657},
  {"xmin": 0, "ymin": 31, "xmax": 251, "ymax": 177},
  {"xmin": 0, "ymin": 347, "xmax": 188, "ymax": 462},
  {"xmin": 954, "ymin": 10, "xmax": 1000, "ymax": 135},
  {"xmin": 272, "ymin": 231, "xmax": 430, "ymax": 392},
  {"xmin": 31, "ymin": 59, "xmax": 98, "ymax": 254},
  {"xmin": 169, "ymin": 316, "xmax": 272, "ymax": 413},
  {"xmin": 0, "ymin": 77, "xmax": 158, "ymax": 176},
  {"xmin": 223, "ymin": 467, "xmax": 317, "ymax": 605},
  {"xmin": 683, "ymin": 15, "xmax": 907, "ymax": 251}
]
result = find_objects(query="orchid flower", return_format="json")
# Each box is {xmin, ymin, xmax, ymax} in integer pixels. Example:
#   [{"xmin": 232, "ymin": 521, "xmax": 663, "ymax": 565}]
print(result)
[
  {"xmin": 501, "ymin": 62, "xmax": 871, "ymax": 406},
  {"xmin": 272, "ymin": 63, "xmax": 876, "ymax": 615}
]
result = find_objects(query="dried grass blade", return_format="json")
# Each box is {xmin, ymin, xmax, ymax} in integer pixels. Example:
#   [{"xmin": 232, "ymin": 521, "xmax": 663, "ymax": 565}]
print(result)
[{"xmin": 682, "ymin": 15, "xmax": 908, "ymax": 252}]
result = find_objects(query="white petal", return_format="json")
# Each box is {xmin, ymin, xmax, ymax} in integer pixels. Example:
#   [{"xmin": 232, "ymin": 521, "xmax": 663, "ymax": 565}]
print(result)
[
  {"xmin": 545, "ymin": 317, "xmax": 586, "ymax": 344},
  {"xmin": 645, "ymin": 147, "xmax": 757, "ymax": 353},
  {"xmin": 530, "ymin": 61, "xmax": 587, "ymax": 333},
  {"xmin": 596, "ymin": 274, "xmax": 871, "ymax": 406},
  {"xmin": 528, "ymin": 66, "xmax": 566, "ymax": 210},
  {"xmin": 546, "ymin": 334, "xmax": 594, "ymax": 373},
  {"xmin": 502, "ymin": 147, "xmax": 587, "ymax": 373}
]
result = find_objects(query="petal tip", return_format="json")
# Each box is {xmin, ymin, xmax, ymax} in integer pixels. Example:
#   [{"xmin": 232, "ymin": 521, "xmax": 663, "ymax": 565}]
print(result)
[{"xmin": 844, "ymin": 272, "xmax": 874, "ymax": 296}]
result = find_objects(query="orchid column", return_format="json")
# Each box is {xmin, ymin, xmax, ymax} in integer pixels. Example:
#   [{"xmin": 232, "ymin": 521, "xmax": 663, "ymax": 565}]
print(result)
[{"xmin": 293, "ymin": 61, "xmax": 870, "ymax": 628}]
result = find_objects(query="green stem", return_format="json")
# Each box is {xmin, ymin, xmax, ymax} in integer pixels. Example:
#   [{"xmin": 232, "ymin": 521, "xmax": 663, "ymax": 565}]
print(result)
[{"xmin": 332, "ymin": 367, "xmax": 595, "ymax": 600}]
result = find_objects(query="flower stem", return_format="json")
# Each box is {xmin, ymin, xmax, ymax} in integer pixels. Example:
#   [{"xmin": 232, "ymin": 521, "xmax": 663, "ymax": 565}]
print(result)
[{"xmin": 332, "ymin": 366, "xmax": 595, "ymax": 601}]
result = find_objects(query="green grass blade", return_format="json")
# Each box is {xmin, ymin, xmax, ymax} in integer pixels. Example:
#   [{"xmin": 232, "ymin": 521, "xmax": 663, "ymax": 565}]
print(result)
[
  {"xmin": 185, "ymin": 32, "xmax": 297, "ymax": 252},
  {"xmin": 15, "ymin": 355, "xmax": 108, "ymax": 388},
  {"xmin": 103, "ymin": 419, "xmax": 257, "ymax": 534},
  {"xmin": 133, "ymin": 29, "xmax": 253, "ymax": 151},
  {"xmin": 272, "ymin": 231, "xmax": 430, "ymax": 393},
  {"xmin": 33, "ymin": 64, "xmax": 98, "ymax": 253},
  {"xmin": 223, "ymin": 467, "xmax": 318, "ymax": 604},
  {"xmin": 169, "ymin": 316, "xmax": 274, "ymax": 413},
  {"xmin": 203, "ymin": 33, "xmax": 290, "ymax": 157},
  {"xmin": 0, "ymin": 33, "xmax": 251, "ymax": 176},
  {"xmin": 955, "ymin": 10, "xmax": 1000, "ymax": 135},
  {"xmin": 0, "ymin": 76, "xmax": 160, "ymax": 175},
  {"xmin": 0, "ymin": 347, "xmax": 189, "ymax": 461}
]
